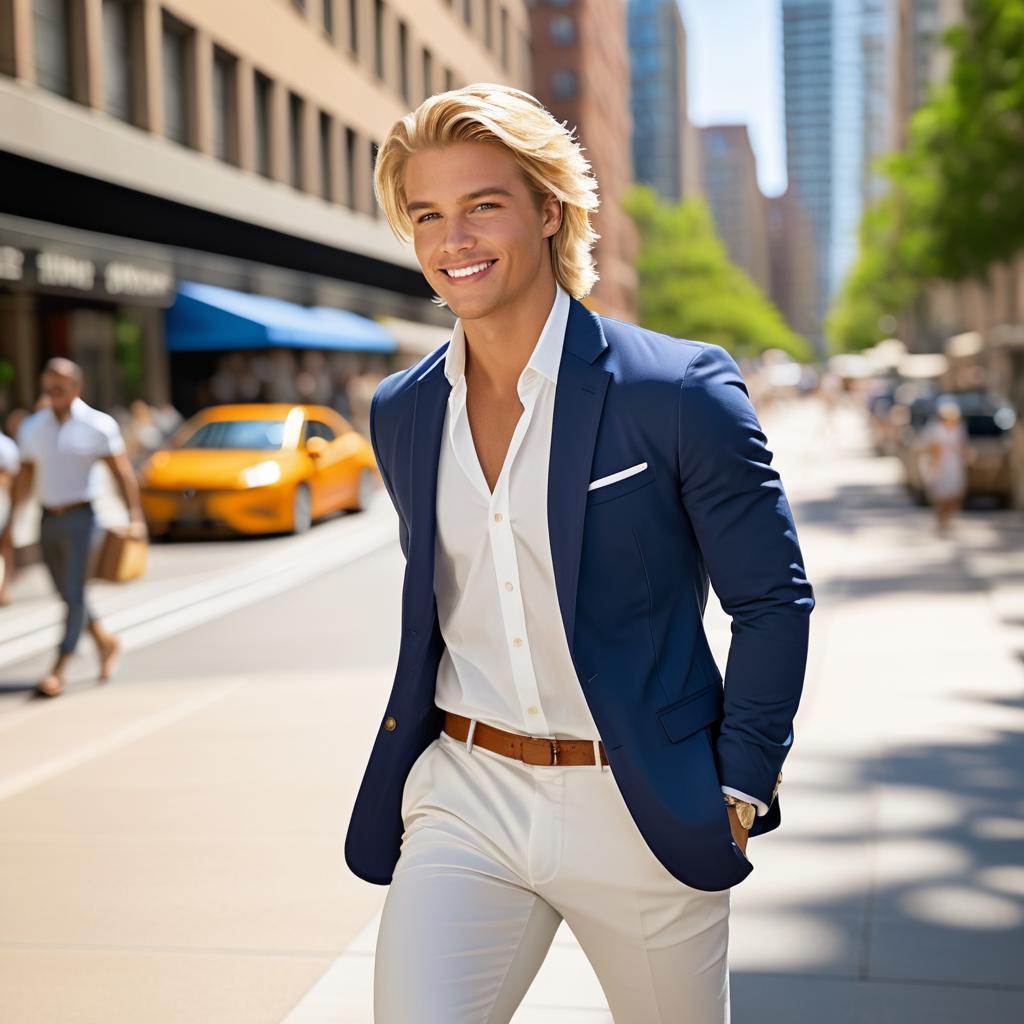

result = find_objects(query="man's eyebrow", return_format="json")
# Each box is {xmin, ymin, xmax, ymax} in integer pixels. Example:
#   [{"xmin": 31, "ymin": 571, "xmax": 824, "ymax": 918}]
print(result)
[{"xmin": 406, "ymin": 186, "xmax": 514, "ymax": 214}]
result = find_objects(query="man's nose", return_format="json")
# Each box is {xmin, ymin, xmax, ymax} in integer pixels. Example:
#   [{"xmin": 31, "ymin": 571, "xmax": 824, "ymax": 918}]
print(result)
[{"xmin": 441, "ymin": 215, "xmax": 475, "ymax": 254}]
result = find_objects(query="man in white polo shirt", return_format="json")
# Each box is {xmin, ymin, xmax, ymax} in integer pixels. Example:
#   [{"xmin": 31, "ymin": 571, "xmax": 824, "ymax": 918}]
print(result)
[
  {"xmin": 0, "ymin": 423, "xmax": 20, "ymax": 605},
  {"xmin": 2, "ymin": 358, "xmax": 146, "ymax": 698}
]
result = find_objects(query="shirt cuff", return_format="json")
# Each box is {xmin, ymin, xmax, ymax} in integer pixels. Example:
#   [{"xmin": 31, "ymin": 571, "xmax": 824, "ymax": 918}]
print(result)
[{"xmin": 721, "ymin": 786, "xmax": 769, "ymax": 818}]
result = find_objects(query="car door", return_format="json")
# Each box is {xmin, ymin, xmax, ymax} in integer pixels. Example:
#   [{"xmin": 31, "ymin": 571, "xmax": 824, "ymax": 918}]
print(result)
[{"xmin": 315, "ymin": 412, "xmax": 367, "ymax": 510}]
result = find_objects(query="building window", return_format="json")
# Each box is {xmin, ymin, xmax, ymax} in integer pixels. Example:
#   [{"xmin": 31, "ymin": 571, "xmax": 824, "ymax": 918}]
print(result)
[
  {"xmin": 253, "ymin": 70, "xmax": 273, "ymax": 178},
  {"xmin": 212, "ymin": 47, "xmax": 238, "ymax": 165},
  {"xmin": 162, "ymin": 13, "xmax": 192, "ymax": 147},
  {"xmin": 444, "ymin": 67, "xmax": 454, "ymax": 92},
  {"xmin": 344, "ymin": 126, "xmax": 357, "ymax": 209},
  {"xmin": 32, "ymin": 0, "xmax": 72, "ymax": 99},
  {"xmin": 549, "ymin": 14, "xmax": 575, "ymax": 45},
  {"xmin": 289, "ymin": 91, "xmax": 304, "ymax": 190},
  {"xmin": 102, "ymin": 0, "xmax": 134, "ymax": 123},
  {"xmin": 319, "ymin": 111, "xmax": 333, "ymax": 201},
  {"xmin": 348, "ymin": 0, "xmax": 358, "ymax": 55},
  {"xmin": 499, "ymin": 5, "xmax": 509, "ymax": 69},
  {"xmin": 373, "ymin": 0, "xmax": 384, "ymax": 79},
  {"xmin": 462, "ymin": 0, "xmax": 472, "ymax": 29},
  {"xmin": 397, "ymin": 19, "xmax": 409, "ymax": 102},
  {"xmin": 322, "ymin": 0, "xmax": 334, "ymax": 37},
  {"xmin": 421, "ymin": 46, "xmax": 433, "ymax": 100},
  {"xmin": 551, "ymin": 68, "xmax": 577, "ymax": 101}
]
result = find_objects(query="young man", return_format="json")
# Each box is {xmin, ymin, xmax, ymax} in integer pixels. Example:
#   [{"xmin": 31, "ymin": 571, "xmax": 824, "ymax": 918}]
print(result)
[
  {"xmin": 2, "ymin": 359, "xmax": 146, "ymax": 697},
  {"xmin": 345, "ymin": 84, "xmax": 814, "ymax": 1022}
]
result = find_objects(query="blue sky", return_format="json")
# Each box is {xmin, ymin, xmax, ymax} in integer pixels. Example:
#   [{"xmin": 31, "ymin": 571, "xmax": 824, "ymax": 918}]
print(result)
[{"xmin": 676, "ymin": 0, "xmax": 787, "ymax": 196}]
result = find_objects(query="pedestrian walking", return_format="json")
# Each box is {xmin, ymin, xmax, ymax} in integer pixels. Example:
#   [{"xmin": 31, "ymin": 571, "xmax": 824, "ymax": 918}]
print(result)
[
  {"xmin": 921, "ymin": 398, "xmax": 968, "ymax": 535},
  {"xmin": 0, "ymin": 422, "xmax": 20, "ymax": 605},
  {"xmin": 344, "ymin": 85, "xmax": 814, "ymax": 1023},
  {"xmin": 1, "ymin": 359, "xmax": 146, "ymax": 698}
]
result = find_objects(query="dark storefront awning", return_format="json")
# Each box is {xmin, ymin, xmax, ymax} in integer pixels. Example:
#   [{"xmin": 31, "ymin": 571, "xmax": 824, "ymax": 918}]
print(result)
[{"xmin": 165, "ymin": 282, "xmax": 397, "ymax": 353}]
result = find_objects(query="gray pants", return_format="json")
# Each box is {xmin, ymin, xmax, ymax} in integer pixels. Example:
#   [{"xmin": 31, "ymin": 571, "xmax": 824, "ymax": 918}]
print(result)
[{"xmin": 40, "ymin": 506, "xmax": 97, "ymax": 656}]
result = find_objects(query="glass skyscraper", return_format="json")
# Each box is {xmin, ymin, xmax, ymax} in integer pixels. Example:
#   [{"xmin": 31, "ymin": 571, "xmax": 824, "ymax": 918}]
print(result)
[
  {"xmin": 627, "ymin": 0, "xmax": 689, "ymax": 202},
  {"xmin": 782, "ymin": 0, "xmax": 893, "ymax": 346}
]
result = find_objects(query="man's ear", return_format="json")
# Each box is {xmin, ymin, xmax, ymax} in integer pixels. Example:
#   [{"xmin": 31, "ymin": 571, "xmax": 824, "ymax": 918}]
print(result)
[{"xmin": 541, "ymin": 193, "xmax": 562, "ymax": 239}]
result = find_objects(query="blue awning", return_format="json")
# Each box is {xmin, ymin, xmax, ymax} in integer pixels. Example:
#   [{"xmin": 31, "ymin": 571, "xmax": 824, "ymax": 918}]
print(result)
[{"xmin": 165, "ymin": 282, "xmax": 397, "ymax": 353}]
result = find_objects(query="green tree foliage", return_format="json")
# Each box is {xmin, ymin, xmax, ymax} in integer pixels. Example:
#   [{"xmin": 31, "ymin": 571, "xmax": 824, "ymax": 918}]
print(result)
[
  {"xmin": 829, "ymin": 0, "xmax": 1024, "ymax": 351},
  {"xmin": 623, "ymin": 185, "xmax": 811, "ymax": 361}
]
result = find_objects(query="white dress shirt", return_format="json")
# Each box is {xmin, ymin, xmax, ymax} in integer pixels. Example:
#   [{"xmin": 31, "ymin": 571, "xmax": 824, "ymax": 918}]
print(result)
[
  {"xmin": 0, "ymin": 433, "xmax": 19, "ymax": 475},
  {"xmin": 432, "ymin": 284, "xmax": 767, "ymax": 816},
  {"xmin": 16, "ymin": 397, "xmax": 125, "ymax": 507}
]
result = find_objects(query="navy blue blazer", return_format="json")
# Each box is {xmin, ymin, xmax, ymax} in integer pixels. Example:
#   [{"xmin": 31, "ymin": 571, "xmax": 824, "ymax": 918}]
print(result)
[{"xmin": 344, "ymin": 297, "xmax": 815, "ymax": 892}]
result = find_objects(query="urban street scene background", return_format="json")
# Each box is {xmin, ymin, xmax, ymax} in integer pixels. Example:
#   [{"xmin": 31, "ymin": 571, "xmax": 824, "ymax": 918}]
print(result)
[{"xmin": 1, "ymin": 0, "xmax": 1023, "ymax": 1021}]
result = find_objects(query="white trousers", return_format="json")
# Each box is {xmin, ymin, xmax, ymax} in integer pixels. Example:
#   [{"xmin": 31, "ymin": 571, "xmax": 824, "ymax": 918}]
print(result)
[{"xmin": 374, "ymin": 727, "xmax": 732, "ymax": 1023}]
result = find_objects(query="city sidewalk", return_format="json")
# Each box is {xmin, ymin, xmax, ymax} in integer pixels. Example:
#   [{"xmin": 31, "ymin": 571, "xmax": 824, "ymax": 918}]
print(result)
[{"xmin": 285, "ymin": 398, "xmax": 1024, "ymax": 1023}]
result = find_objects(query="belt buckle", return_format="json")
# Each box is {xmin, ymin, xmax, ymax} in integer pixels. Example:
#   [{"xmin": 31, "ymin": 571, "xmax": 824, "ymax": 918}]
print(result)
[{"xmin": 521, "ymin": 736, "xmax": 559, "ymax": 766}]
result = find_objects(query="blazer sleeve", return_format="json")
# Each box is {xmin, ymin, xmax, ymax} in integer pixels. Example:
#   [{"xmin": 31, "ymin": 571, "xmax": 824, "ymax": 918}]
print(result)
[
  {"xmin": 369, "ymin": 382, "xmax": 410, "ymax": 561},
  {"xmin": 676, "ymin": 344, "xmax": 815, "ymax": 810}
]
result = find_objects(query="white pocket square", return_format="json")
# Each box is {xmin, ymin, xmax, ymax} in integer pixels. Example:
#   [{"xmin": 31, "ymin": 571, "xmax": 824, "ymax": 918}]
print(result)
[{"xmin": 588, "ymin": 461, "xmax": 649, "ymax": 492}]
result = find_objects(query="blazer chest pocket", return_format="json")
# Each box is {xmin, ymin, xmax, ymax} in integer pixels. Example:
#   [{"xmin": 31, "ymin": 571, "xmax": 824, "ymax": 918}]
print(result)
[{"xmin": 586, "ymin": 460, "xmax": 656, "ymax": 506}]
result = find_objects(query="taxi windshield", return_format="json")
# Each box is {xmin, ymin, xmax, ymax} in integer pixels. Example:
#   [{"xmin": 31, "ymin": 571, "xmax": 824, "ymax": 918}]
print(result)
[{"xmin": 181, "ymin": 420, "xmax": 287, "ymax": 450}]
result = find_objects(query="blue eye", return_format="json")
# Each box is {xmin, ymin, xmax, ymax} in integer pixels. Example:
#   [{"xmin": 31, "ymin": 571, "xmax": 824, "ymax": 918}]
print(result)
[{"xmin": 417, "ymin": 212, "xmax": 438, "ymax": 223}]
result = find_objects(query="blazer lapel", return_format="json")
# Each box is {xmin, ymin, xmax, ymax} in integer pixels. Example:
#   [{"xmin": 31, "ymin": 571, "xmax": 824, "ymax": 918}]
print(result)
[
  {"xmin": 548, "ymin": 299, "xmax": 610, "ymax": 655},
  {"xmin": 404, "ymin": 355, "xmax": 451, "ymax": 635}
]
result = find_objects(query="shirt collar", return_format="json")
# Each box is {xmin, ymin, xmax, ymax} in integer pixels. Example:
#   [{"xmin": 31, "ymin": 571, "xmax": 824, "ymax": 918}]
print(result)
[
  {"xmin": 443, "ymin": 283, "xmax": 570, "ymax": 388},
  {"xmin": 46, "ymin": 396, "xmax": 87, "ymax": 425}
]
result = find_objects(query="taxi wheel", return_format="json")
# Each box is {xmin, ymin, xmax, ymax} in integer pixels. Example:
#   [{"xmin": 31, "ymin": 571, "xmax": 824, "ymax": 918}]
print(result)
[
  {"xmin": 291, "ymin": 484, "xmax": 312, "ymax": 534},
  {"xmin": 354, "ymin": 470, "xmax": 375, "ymax": 512}
]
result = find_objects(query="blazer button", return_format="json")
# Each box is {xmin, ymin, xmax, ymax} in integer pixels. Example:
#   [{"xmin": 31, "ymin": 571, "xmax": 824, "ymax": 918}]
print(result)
[{"xmin": 383, "ymin": 716, "xmax": 397, "ymax": 732}]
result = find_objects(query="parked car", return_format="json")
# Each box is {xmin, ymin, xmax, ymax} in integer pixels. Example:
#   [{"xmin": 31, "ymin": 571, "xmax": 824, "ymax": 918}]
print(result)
[
  {"xmin": 896, "ymin": 390, "xmax": 1017, "ymax": 506},
  {"xmin": 139, "ymin": 404, "xmax": 379, "ymax": 536}
]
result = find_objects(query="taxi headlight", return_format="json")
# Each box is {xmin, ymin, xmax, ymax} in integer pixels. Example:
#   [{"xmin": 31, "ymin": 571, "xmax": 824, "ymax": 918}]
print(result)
[{"xmin": 242, "ymin": 461, "xmax": 282, "ymax": 488}]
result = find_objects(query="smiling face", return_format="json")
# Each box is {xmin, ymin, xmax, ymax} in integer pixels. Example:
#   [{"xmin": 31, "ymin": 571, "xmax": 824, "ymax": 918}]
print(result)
[{"xmin": 402, "ymin": 141, "xmax": 562, "ymax": 322}]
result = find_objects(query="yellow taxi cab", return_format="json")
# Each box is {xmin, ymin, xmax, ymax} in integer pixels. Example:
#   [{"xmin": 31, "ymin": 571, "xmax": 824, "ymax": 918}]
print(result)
[{"xmin": 139, "ymin": 404, "xmax": 379, "ymax": 536}]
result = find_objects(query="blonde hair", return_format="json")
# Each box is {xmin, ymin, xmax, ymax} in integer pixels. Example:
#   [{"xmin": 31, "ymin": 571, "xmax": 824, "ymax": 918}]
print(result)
[{"xmin": 374, "ymin": 82, "xmax": 600, "ymax": 300}]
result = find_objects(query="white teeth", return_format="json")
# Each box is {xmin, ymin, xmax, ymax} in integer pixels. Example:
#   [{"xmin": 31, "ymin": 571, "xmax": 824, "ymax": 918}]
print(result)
[{"xmin": 445, "ymin": 261, "xmax": 494, "ymax": 279}]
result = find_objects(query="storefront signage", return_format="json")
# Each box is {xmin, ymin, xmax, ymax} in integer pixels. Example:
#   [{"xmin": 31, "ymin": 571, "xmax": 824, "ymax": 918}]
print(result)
[
  {"xmin": 0, "ymin": 246, "xmax": 24, "ymax": 282},
  {"xmin": 104, "ymin": 261, "xmax": 174, "ymax": 298},
  {"xmin": 0, "ymin": 241, "xmax": 174, "ymax": 305},
  {"xmin": 36, "ymin": 250, "xmax": 96, "ymax": 290}
]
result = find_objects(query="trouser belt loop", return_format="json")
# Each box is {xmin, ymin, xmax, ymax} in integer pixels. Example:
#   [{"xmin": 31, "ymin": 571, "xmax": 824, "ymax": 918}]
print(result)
[
  {"xmin": 465, "ymin": 718, "xmax": 478, "ymax": 755},
  {"xmin": 593, "ymin": 740, "xmax": 603, "ymax": 771}
]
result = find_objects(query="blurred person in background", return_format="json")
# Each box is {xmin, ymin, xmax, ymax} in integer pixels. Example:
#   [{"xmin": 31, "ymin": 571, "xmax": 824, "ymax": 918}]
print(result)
[
  {"xmin": 1, "ymin": 359, "xmax": 146, "ymax": 698},
  {"xmin": 0, "ymin": 415, "xmax": 21, "ymax": 605},
  {"xmin": 123, "ymin": 399, "xmax": 166, "ymax": 467},
  {"xmin": 346, "ymin": 83, "xmax": 813, "ymax": 1023},
  {"xmin": 922, "ymin": 398, "xmax": 969, "ymax": 535}
]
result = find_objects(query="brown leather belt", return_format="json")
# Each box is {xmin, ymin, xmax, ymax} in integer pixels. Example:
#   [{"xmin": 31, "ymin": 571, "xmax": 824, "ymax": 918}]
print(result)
[
  {"xmin": 444, "ymin": 711, "xmax": 609, "ymax": 767},
  {"xmin": 42, "ymin": 501, "xmax": 92, "ymax": 517}
]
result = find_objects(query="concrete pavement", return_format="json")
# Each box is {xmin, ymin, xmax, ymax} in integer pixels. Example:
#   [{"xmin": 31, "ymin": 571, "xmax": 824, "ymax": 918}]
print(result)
[{"xmin": 1, "ymin": 396, "xmax": 1022, "ymax": 1021}]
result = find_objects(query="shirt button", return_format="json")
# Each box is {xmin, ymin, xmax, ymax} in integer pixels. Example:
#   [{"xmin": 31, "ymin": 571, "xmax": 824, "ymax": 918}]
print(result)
[
  {"xmin": 527, "ymin": 706, "xmax": 539, "ymax": 716},
  {"xmin": 504, "ymin": 581, "xmax": 514, "ymax": 592},
  {"xmin": 512, "ymin": 637, "xmax": 523, "ymax": 648},
  {"xmin": 494, "ymin": 513, "xmax": 504, "ymax": 523}
]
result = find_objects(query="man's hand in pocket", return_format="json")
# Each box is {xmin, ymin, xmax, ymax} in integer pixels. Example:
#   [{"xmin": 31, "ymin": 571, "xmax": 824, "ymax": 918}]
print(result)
[{"xmin": 726, "ymin": 803, "xmax": 750, "ymax": 856}]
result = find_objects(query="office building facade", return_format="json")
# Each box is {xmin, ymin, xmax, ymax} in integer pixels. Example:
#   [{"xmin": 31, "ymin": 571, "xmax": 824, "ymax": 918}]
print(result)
[
  {"xmin": 528, "ymin": 0, "xmax": 637, "ymax": 321},
  {"xmin": 627, "ymin": 0, "xmax": 700, "ymax": 203},
  {"xmin": 700, "ymin": 124, "xmax": 771, "ymax": 296}
]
